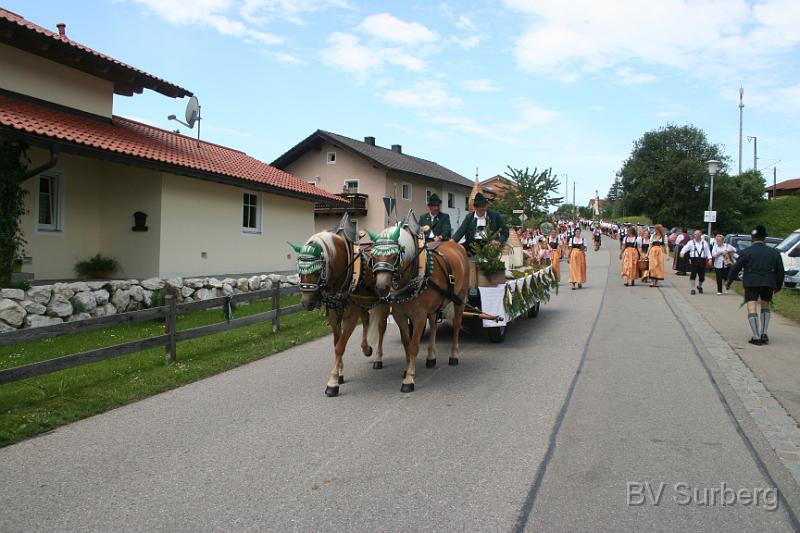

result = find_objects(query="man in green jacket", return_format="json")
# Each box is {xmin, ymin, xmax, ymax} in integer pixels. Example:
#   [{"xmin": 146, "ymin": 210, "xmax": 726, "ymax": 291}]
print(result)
[
  {"xmin": 451, "ymin": 192, "xmax": 509, "ymax": 254},
  {"xmin": 727, "ymin": 225, "xmax": 785, "ymax": 345},
  {"xmin": 419, "ymin": 193, "xmax": 452, "ymax": 242}
]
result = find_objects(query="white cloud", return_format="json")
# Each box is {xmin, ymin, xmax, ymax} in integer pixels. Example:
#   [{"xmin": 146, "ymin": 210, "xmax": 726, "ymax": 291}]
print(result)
[
  {"xmin": 359, "ymin": 13, "xmax": 438, "ymax": 44},
  {"xmin": 450, "ymin": 34, "xmax": 481, "ymax": 50},
  {"xmin": 461, "ymin": 79, "xmax": 500, "ymax": 92},
  {"xmin": 504, "ymin": 0, "xmax": 800, "ymax": 84},
  {"xmin": 614, "ymin": 67, "xmax": 656, "ymax": 85},
  {"xmin": 518, "ymin": 100, "xmax": 560, "ymax": 125},
  {"xmin": 383, "ymin": 82, "xmax": 462, "ymax": 109},
  {"xmin": 241, "ymin": 0, "xmax": 350, "ymax": 25},
  {"xmin": 321, "ymin": 33, "xmax": 427, "ymax": 80},
  {"xmin": 455, "ymin": 15, "xmax": 475, "ymax": 30}
]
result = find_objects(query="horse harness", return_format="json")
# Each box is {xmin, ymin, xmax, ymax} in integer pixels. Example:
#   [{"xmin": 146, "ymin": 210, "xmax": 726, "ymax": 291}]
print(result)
[
  {"xmin": 297, "ymin": 235, "xmax": 374, "ymax": 311},
  {"xmin": 372, "ymin": 230, "xmax": 463, "ymax": 307}
]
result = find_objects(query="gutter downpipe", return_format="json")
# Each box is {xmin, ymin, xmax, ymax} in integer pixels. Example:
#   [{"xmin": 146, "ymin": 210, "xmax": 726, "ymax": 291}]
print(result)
[{"xmin": 19, "ymin": 144, "xmax": 60, "ymax": 183}]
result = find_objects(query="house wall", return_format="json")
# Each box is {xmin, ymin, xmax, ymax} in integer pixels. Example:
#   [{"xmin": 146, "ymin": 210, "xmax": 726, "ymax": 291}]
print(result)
[
  {"xmin": 442, "ymin": 184, "xmax": 471, "ymax": 229},
  {"xmin": 158, "ymin": 173, "xmax": 314, "ymax": 277},
  {"xmin": 19, "ymin": 149, "xmax": 163, "ymax": 280},
  {"xmin": 283, "ymin": 141, "xmax": 388, "ymax": 234},
  {"xmin": 0, "ymin": 44, "xmax": 114, "ymax": 117}
]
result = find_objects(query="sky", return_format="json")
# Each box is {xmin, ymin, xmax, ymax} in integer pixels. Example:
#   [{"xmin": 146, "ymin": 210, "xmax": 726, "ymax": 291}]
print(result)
[{"xmin": 7, "ymin": 0, "xmax": 800, "ymax": 205}]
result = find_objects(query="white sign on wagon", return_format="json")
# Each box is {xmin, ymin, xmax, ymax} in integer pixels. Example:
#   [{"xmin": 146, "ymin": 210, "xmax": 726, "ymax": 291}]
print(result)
[{"xmin": 703, "ymin": 210, "xmax": 717, "ymax": 223}]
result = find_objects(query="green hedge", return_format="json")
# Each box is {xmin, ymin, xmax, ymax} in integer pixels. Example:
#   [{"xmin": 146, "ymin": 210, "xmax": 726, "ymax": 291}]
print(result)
[{"xmin": 743, "ymin": 196, "xmax": 800, "ymax": 238}]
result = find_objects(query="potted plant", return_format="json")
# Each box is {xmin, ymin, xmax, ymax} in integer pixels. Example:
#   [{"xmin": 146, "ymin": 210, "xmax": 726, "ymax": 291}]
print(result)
[
  {"xmin": 470, "ymin": 230, "xmax": 507, "ymax": 286},
  {"xmin": 74, "ymin": 254, "xmax": 119, "ymax": 279}
]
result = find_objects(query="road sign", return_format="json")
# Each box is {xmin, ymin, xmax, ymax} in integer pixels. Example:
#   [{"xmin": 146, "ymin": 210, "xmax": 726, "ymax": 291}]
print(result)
[
  {"xmin": 703, "ymin": 210, "xmax": 717, "ymax": 223},
  {"xmin": 512, "ymin": 209, "xmax": 524, "ymax": 214}
]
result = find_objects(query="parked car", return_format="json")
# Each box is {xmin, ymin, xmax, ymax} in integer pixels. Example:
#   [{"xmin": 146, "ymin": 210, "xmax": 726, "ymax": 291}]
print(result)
[
  {"xmin": 723, "ymin": 233, "xmax": 784, "ymax": 278},
  {"xmin": 775, "ymin": 229, "xmax": 800, "ymax": 288}
]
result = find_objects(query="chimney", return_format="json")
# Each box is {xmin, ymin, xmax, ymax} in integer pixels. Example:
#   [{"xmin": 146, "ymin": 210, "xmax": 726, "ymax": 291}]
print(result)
[
  {"xmin": 391, "ymin": 144, "xmax": 402, "ymax": 153},
  {"xmin": 364, "ymin": 136, "xmax": 375, "ymax": 146},
  {"xmin": 56, "ymin": 23, "xmax": 66, "ymax": 37}
]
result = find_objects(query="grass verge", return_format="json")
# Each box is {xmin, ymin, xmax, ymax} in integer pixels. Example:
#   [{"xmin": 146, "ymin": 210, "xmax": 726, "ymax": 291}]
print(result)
[
  {"xmin": 0, "ymin": 296, "xmax": 330, "ymax": 447},
  {"xmin": 731, "ymin": 284, "xmax": 800, "ymax": 324},
  {"xmin": 616, "ymin": 215, "xmax": 653, "ymax": 225}
]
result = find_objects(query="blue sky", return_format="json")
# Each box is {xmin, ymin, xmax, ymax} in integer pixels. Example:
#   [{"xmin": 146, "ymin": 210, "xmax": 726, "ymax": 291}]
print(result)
[{"xmin": 7, "ymin": 0, "xmax": 800, "ymax": 205}]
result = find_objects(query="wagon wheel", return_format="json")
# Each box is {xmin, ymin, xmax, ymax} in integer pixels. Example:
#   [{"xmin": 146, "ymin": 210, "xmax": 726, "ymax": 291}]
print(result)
[{"xmin": 487, "ymin": 325, "xmax": 506, "ymax": 343}]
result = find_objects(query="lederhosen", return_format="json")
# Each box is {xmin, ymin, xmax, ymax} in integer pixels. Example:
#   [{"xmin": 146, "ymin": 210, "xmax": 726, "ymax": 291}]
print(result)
[{"xmin": 687, "ymin": 240, "xmax": 708, "ymax": 282}]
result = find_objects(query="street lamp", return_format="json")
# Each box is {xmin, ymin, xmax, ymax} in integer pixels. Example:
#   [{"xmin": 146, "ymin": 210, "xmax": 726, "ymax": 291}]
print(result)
[{"xmin": 706, "ymin": 159, "xmax": 720, "ymax": 236}]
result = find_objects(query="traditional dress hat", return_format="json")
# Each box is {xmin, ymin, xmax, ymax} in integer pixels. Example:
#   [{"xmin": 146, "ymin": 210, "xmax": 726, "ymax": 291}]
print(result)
[
  {"xmin": 473, "ymin": 192, "xmax": 488, "ymax": 206},
  {"xmin": 427, "ymin": 193, "xmax": 442, "ymax": 206},
  {"xmin": 751, "ymin": 225, "xmax": 767, "ymax": 238}
]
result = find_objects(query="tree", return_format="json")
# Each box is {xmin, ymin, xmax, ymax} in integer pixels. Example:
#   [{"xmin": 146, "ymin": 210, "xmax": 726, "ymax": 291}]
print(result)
[
  {"xmin": 0, "ymin": 141, "xmax": 29, "ymax": 286},
  {"xmin": 711, "ymin": 170, "xmax": 766, "ymax": 233},
  {"xmin": 618, "ymin": 124, "xmax": 728, "ymax": 227},
  {"xmin": 502, "ymin": 166, "xmax": 563, "ymax": 219},
  {"xmin": 553, "ymin": 203, "xmax": 578, "ymax": 219}
]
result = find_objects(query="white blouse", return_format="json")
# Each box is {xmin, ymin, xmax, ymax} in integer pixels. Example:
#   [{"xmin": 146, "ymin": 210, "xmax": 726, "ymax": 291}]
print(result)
[{"xmin": 711, "ymin": 242, "xmax": 735, "ymax": 269}]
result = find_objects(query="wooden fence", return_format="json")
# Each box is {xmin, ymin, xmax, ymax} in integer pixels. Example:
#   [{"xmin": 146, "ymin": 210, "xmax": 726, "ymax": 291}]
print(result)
[{"xmin": 0, "ymin": 281, "xmax": 303, "ymax": 385}]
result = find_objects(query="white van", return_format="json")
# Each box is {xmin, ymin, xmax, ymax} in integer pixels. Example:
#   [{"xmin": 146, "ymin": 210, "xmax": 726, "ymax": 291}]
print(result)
[{"xmin": 776, "ymin": 229, "xmax": 800, "ymax": 288}]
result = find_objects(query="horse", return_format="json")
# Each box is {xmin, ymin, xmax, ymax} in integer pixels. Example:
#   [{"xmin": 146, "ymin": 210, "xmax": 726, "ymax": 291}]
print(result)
[
  {"xmin": 289, "ymin": 214, "xmax": 389, "ymax": 397},
  {"xmin": 367, "ymin": 213, "xmax": 469, "ymax": 393}
]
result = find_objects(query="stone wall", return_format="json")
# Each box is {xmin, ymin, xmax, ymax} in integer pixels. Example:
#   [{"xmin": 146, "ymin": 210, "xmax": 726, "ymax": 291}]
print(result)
[{"xmin": 0, "ymin": 273, "xmax": 300, "ymax": 331}]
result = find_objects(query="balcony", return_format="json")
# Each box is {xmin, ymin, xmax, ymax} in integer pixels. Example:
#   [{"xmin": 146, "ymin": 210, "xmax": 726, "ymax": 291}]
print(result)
[{"xmin": 314, "ymin": 192, "xmax": 368, "ymax": 215}]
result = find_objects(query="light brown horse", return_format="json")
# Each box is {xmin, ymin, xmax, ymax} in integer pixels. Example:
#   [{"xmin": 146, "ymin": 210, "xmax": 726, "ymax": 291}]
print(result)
[
  {"xmin": 289, "ymin": 219, "xmax": 389, "ymax": 397},
  {"xmin": 368, "ymin": 220, "xmax": 469, "ymax": 392}
]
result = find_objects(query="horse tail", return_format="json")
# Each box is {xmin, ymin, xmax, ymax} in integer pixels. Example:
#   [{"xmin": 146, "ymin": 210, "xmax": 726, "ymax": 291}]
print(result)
[{"xmin": 366, "ymin": 306, "xmax": 384, "ymax": 350}]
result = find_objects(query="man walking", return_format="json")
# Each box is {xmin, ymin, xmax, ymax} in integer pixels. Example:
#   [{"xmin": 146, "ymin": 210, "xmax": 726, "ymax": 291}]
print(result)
[
  {"xmin": 419, "ymin": 193, "xmax": 451, "ymax": 242},
  {"xmin": 679, "ymin": 230, "xmax": 711, "ymax": 294},
  {"xmin": 726, "ymin": 225, "xmax": 785, "ymax": 345}
]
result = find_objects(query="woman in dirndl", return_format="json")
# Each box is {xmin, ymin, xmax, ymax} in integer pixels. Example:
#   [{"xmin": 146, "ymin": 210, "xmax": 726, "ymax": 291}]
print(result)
[
  {"xmin": 567, "ymin": 228, "xmax": 587, "ymax": 289},
  {"xmin": 548, "ymin": 229, "xmax": 561, "ymax": 281},
  {"xmin": 639, "ymin": 229, "xmax": 651, "ymax": 282},
  {"xmin": 620, "ymin": 226, "xmax": 640, "ymax": 286},
  {"xmin": 648, "ymin": 225, "xmax": 667, "ymax": 287}
]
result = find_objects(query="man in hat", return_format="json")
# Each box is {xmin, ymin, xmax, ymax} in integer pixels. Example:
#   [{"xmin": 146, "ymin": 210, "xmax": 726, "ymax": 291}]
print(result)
[
  {"xmin": 451, "ymin": 192, "xmax": 509, "ymax": 253},
  {"xmin": 727, "ymin": 225, "xmax": 784, "ymax": 345},
  {"xmin": 419, "ymin": 193, "xmax": 452, "ymax": 242}
]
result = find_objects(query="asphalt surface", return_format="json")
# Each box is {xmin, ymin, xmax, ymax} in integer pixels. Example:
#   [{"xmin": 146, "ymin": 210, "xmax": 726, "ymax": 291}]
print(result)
[{"xmin": 1, "ymin": 239, "xmax": 798, "ymax": 532}]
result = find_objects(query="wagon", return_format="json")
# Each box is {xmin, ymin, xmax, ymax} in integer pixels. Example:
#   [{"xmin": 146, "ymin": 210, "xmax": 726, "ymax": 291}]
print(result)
[{"xmin": 461, "ymin": 266, "xmax": 557, "ymax": 343}]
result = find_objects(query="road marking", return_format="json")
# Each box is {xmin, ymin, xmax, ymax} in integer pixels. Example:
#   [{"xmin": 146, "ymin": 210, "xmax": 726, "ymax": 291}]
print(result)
[{"xmin": 512, "ymin": 248, "xmax": 611, "ymax": 532}]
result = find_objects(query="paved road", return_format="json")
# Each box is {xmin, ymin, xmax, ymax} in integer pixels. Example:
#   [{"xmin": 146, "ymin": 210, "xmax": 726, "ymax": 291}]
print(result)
[{"xmin": 1, "ymin": 241, "xmax": 799, "ymax": 532}]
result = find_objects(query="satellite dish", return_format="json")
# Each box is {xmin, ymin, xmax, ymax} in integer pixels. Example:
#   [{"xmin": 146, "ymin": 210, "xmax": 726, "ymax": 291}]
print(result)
[{"xmin": 185, "ymin": 96, "xmax": 200, "ymax": 129}]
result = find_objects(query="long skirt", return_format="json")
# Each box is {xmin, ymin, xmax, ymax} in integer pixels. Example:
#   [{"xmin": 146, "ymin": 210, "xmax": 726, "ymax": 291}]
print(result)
[
  {"xmin": 673, "ymin": 249, "xmax": 689, "ymax": 272},
  {"xmin": 568, "ymin": 248, "xmax": 586, "ymax": 284},
  {"xmin": 551, "ymin": 248, "xmax": 561, "ymax": 281},
  {"xmin": 620, "ymin": 247, "xmax": 639, "ymax": 281},
  {"xmin": 648, "ymin": 245, "xmax": 665, "ymax": 280}
]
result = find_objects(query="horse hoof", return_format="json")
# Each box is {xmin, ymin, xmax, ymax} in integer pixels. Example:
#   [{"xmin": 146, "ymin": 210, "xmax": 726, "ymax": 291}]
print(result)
[
  {"xmin": 338, "ymin": 375, "xmax": 345, "ymax": 385},
  {"xmin": 325, "ymin": 386, "xmax": 339, "ymax": 397},
  {"xmin": 448, "ymin": 357, "xmax": 459, "ymax": 366},
  {"xmin": 426, "ymin": 359, "xmax": 436, "ymax": 368},
  {"xmin": 400, "ymin": 383, "xmax": 415, "ymax": 393},
  {"xmin": 373, "ymin": 361, "xmax": 383, "ymax": 370},
  {"xmin": 363, "ymin": 346, "xmax": 373, "ymax": 357}
]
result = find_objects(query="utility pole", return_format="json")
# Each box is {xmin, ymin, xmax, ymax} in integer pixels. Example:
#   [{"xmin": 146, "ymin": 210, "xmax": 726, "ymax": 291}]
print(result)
[
  {"xmin": 773, "ymin": 166, "xmax": 777, "ymax": 200},
  {"xmin": 747, "ymin": 136, "xmax": 757, "ymax": 170},
  {"xmin": 573, "ymin": 181, "xmax": 576, "ymax": 219},
  {"xmin": 738, "ymin": 87, "xmax": 744, "ymax": 175}
]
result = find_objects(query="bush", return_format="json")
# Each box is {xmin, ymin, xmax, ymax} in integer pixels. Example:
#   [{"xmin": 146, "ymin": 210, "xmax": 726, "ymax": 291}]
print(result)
[
  {"xmin": 743, "ymin": 196, "xmax": 800, "ymax": 238},
  {"xmin": 74, "ymin": 254, "xmax": 119, "ymax": 279}
]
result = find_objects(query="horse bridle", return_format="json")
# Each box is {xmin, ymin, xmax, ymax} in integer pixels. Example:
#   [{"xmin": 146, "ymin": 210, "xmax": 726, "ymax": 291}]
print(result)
[{"xmin": 297, "ymin": 239, "xmax": 360, "ymax": 302}]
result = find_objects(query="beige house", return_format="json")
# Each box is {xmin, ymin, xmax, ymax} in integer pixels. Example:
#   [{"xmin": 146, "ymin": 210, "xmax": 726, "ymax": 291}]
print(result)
[
  {"xmin": 0, "ymin": 8, "xmax": 343, "ymax": 281},
  {"xmin": 272, "ymin": 131, "xmax": 473, "ymax": 235}
]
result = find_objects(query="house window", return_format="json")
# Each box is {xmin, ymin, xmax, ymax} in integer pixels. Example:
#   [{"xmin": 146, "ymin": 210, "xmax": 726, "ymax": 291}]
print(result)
[
  {"xmin": 37, "ymin": 173, "xmax": 63, "ymax": 232},
  {"xmin": 242, "ymin": 191, "xmax": 261, "ymax": 233},
  {"xmin": 426, "ymin": 188, "xmax": 434, "ymax": 202},
  {"xmin": 402, "ymin": 182, "xmax": 411, "ymax": 201},
  {"xmin": 344, "ymin": 180, "xmax": 359, "ymax": 194},
  {"xmin": 326, "ymin": 152, "xmax": 336, "ymax": 164},
  {"xmin": 447, "ymin": 192, "xmax": 454, "ymax": 208}
]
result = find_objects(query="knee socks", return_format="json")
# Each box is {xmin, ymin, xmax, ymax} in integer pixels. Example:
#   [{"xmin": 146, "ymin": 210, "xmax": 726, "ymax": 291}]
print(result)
[
  {"xmin": 748, "ymin": 313, "xmax": 761, "ymax": 340},
  {"xmin": 761, "ymin": 308, "xmax": 771, "ymax": 336}
]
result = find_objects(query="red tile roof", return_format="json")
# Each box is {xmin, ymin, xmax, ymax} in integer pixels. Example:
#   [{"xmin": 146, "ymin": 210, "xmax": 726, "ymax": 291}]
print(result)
[
  {"xmin": 767, "ymin": 178, "xmax": 800, "ymax": 191},
  {"xmin": 0, "ymin": 8, "xmax": 190, "ymax": 98},
  {"xmin": 0, "ymin": 95, "xmax": 345, "ymax": 204}
]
